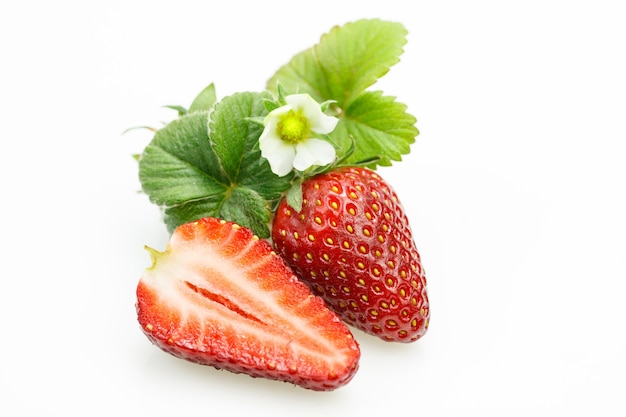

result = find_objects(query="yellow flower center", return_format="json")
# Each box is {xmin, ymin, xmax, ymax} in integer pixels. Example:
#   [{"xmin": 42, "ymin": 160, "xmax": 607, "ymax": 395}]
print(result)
[{"xmin": 277, "ymin": 110, "xmax": 311, "ymax": 143}]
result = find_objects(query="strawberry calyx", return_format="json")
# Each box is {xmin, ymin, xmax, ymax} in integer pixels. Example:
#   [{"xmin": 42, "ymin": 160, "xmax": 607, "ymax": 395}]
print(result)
[{"xmin": 143, "ymin": 245, "xmax": 163, "ymax": 270}]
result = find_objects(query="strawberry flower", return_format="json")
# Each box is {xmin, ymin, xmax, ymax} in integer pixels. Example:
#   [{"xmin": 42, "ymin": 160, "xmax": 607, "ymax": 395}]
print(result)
[{"xmin": 260, "ymin": 94, "xmax": 339, "ymax": 177}]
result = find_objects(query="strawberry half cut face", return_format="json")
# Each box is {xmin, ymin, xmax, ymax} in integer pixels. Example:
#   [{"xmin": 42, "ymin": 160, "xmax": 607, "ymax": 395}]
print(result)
[{"xmin": 136, "ymin": 217, "xmax": 360, "ymax": 391}]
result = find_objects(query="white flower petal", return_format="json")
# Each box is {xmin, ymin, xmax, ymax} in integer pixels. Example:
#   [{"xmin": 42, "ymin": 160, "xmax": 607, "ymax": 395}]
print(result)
[
  {"xmin": 265, "ymin": 104, "xmax": 292, "ymax": 122},
  {"xmin": 285, "ymin": 94, "xmax": 318, "ymax": 112},
  {"xmin": 292, "ymin": 138, "xmax": 336, "ymax": 171},
  {"xmin": 259, "ymin": 130, "xmax": 296, "ymax": 177},
  {"xmin": 286, "ymin": 94, "xmax": 338, "ymax": 134},
  {"xmin": 260, "ymin": 94, "xmax": 339, "ymax": 176},
  {"xmin": 260, "ymin": 108, "xmax": 286, "ymax": 143},
  {"xmin": 310, "ymin": 111, "xmax": 339, "ymax": 135}
]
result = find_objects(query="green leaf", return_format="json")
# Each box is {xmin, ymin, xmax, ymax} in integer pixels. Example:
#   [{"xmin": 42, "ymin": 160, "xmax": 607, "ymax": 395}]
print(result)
[
  {"xmin": 189, "ymin": 83, "xmax": 217, "ymax": 113},
  {"xmin": 267, "ymin": 19, "xmax": 407, "ymax": 107},
  {"xmin": 208, "ymin": 92, "xmax": 268, "ymax": 181},
  {"xmin": 138, "ymin": 111, "xmax": 227, "ymax": 206},
  {"xmin": 163, "ymin": 105, "xmax": 188, "ymax": 116},
  {"xmin": 263, "ymin": 99, "xmax": 280, "ymax": 113},
  {"xmin": 266, "ymin": 19, "xmax": 418, "ymax": 170},
  {"xmin": 161, "ymin": 199, "xmax": 224, "ymax": 234},
  {"xmin": 332, "ymin": 91, "xmax": 418, "ymax": 167},
  {"xmin": 138, "ymin": 92, "xmax": 293, "ymax": 238},
  {"xmin": 220, "ymin": 187, "xmax": 270, "ymax": 237}
]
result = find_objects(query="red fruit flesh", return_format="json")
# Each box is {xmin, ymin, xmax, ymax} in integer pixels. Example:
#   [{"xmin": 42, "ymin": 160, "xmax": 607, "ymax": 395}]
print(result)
[
  {"xmin": 272, "ymin": 167, "xmax": 430, "ymax": 343},
  {"xmin": 136, "ymin": 217, "xmax": 360, "ymax": 391}
]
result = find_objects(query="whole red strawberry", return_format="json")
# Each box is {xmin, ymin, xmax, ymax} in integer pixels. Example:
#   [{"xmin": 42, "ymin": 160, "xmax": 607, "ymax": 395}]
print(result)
[
  {"xmin": 272, "ymin": 167, "xmax": 429, "ymax": 343},
  {"xmin": 136, "ymin": 217, "xmax": 360, "ymax": 391}
]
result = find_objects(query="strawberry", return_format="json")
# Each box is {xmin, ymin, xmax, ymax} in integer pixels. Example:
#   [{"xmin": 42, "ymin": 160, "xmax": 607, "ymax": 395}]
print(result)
[
  {"xmin": 136, "ymin": 217, "xmax": 360, "ymax": 391},
  {"xmin": 271, "ymin": 167, "xmax": 429, "ymax": 343}
]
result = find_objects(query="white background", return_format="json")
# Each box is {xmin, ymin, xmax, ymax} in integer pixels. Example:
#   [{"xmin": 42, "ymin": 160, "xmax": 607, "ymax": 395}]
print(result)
[{"xmin": 2, "ymin": 0, "xmax": 625, "ymax": 415}]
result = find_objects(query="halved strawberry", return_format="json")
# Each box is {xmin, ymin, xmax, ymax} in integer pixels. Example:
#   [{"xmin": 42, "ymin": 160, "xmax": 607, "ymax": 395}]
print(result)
[
  {"xmin": 272, "ymin": 167, "xmax": 430, "ymax": 343},
  {"xmin": 136, "ymin": 217, "xmax": 360, "ymax": 391}
]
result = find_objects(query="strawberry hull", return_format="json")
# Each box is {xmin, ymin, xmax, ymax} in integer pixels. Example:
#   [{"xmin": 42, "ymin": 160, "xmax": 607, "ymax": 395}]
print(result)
[
  {"xmin": 136, "ymin": 217, "xmax": 360, "ymax": 391},
  {"xmin": 272, "ymin": 167, "xmax": 430, "ymax": 343}
]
